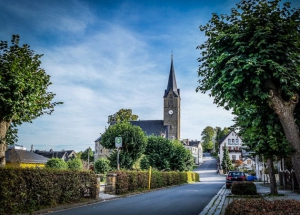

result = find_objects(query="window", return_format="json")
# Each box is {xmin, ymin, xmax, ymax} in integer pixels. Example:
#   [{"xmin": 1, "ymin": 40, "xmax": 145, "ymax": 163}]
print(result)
[
  {"xmin": 232, "ymin": 155, "xmax": 236, "ymax": 161},
  {"xmin": 228, "ymin": 139, "xmax": 231, "ymax": 144},
  {"xmin": 232, "ymin": 139, "xmax": 235, "ymax": 143},
  {"xmin": 247, "ymin": 160, "xmax": 251, "ymax": 165},
  {"xmin": 236, "ymin": 138, "xmax": 239, "ymax": 143}
]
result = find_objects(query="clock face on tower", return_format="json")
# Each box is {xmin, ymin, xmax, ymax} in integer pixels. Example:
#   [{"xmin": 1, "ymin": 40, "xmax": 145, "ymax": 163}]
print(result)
[{"xmin": 168, "ymin": 110, "xmax": 173, "ymax": 115}]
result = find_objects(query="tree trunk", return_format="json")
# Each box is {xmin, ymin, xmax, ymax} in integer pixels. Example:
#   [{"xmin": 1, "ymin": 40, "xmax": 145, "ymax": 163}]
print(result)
[
  {"xmin": 0, "ymin": 121, "xmax": 10, "ymax": 167},
  {"xmin": 267, "ymin": 156, "xmax": 278, "ymax": 195},
  {"xmin": 269, "ymin": 91, "xmax": 300, "ymax": 187}
]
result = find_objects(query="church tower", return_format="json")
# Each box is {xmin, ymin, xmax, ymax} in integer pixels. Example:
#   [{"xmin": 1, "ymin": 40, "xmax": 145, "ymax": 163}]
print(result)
[{"xmin": 163, "ymin": 55, "xmax": 180, "ymax": 140}]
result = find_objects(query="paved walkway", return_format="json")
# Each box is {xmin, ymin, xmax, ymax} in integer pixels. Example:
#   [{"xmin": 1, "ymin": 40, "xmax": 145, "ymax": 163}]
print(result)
[{"xmin": 199, "ymin": 182, "xmax": 300, "ymax": 215}]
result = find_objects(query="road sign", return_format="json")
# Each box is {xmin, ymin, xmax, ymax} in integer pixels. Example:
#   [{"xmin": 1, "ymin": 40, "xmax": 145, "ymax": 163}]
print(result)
[{"xmin": 115, "ymin": 137, "xmax": 122, "ymax": 148}]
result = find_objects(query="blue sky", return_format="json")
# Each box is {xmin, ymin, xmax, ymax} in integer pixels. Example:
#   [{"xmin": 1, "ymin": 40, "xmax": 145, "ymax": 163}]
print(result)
[{"xmin": 2, "ymin": 0, "xmax": 298, "ymax": 152}]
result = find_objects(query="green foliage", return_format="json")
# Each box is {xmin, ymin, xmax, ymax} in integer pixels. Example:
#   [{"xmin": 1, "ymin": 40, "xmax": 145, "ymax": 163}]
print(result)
[
  {"xmin": 101, "ymin": 121, "xmax": 147, "ymax": 169},
  {"xmin": 225, "ymin": 199, "xmax": 300, "ymax": 215},
  {"xmin": 0, "ymin": 168, "xmax": 98, "ymax": 214},
  {"xmin": 140, "ymin": 156, "xmax": 150, "ymax": 170},
  {"xmin": 231, "ymin": 182, "xmax": 257, "ymax": 195},
  {"xmin": 45, "ymin": 158, "xmax": 68, "ymax": 170},
  {"xmin": 201, "ymin": 126, "xmax": 215, "ymax": 151},
  {"xmin": 111, "ymin": 170, "xmax": 199, "ymax": 195},
  {"xmin": 0, "ymin": 35, "xmax": 62, "ymax": 143},
  {"xmin": 94, "ymin": 158, "xmax": 111, "ymax": 174},
  {"xmin": 67, "ymin": 158, "xmax": 83, "ymax": 171},
  {"xmin": 197, "ymin": 0, "xmax": 300, "ymax": 109},
  {"xmin": 221, "ymin": 144, "xmax": 233, "ymax": 173},
  {"xmin": 81, "ymin": 148, "xmax": 94, "ymax": 162},
  {"xmin": 108, "ymin": 109, "xmax": 138, "ymax": 123},
  {"xmin": 143, "ymin": 136, "xmax": 194, "ymax": 171}
]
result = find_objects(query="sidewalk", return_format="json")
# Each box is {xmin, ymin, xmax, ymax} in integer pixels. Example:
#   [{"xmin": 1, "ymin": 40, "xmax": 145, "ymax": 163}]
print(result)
[{"xmin": 200, "ymin": 182, "xmax": 300, "ymax": 215}]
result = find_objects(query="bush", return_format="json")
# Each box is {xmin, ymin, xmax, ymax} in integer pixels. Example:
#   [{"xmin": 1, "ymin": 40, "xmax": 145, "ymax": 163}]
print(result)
[
  {"xmin": 231, "ymin": 181, "xmax": 257, "ymax": 195},
  {"xmin": 94, "ymin": 158, "xmax": 110, "ymax": 174},
  {"xmin": 225, "ymin": 199, "xmax": 300, "ymax": 215},
  {"xmin": 0, "ymin": 168, "xmax": 98, "ymax": 215},
  {"xmin": 67, "ymin": 158, "xmax": 83, "ymax": 170},
  {"xmin": 46, "ymin": 158, "xmax": 68, "ymax": 170}
]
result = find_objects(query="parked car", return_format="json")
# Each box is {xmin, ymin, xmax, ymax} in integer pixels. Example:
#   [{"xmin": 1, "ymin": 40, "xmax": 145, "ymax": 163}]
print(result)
[
  {"xmin": 226, "ymin": 171, "xmax": 246, "ymax": 188},
  {"xmin": 246, "ymin": 175, "xmax": 257, "ymax": 181}
]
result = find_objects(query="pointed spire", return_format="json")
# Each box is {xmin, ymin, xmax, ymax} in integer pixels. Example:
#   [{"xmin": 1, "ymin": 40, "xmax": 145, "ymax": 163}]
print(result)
[{"xmin": 164, "ymin": 55, "xmax": 179, "ymax": 97}]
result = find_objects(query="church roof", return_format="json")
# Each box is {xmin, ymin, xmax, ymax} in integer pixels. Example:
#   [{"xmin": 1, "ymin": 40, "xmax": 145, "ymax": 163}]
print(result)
[
  {"xmin": 164, "ymin": 55, "xmax": 180, "ymax": 97},
  {"xmin": 130, "ymin": 120, "xmax": 168, "ymax": 137}
]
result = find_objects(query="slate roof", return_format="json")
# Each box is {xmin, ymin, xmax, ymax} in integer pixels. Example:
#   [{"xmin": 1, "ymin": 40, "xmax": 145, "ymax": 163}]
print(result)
[
  {"xmin": 189, "ymin": 140, "xmax": 201, "ymax": 147},
  {"xmin": 6, "ymin": 149, "xmax": 48, "ymax": 164},
  {"xmin": 130, "ymin": 120, "xmax": 168, "ymax": 137},
  {"xmin": 34, "ymin": 150, "xmax": 76, "ymax": 161},
  {"xmin": 164, "ymin": 55, "xmax": 180, "ymax": 97}
]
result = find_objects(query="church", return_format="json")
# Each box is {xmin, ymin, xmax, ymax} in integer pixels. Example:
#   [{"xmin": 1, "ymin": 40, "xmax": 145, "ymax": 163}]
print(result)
[{"xmin": 94, "ymin": 56, "xmax": 202, "ymax": 164}]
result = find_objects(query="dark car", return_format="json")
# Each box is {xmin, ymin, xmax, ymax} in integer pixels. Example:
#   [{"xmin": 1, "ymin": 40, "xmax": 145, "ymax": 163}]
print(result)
[{"xmin": 226, "ymin": 171, "xmax": 246, "ymax": 188}]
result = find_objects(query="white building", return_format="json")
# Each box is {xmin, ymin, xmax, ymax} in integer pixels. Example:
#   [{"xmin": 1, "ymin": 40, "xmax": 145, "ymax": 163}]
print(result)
[
  {"xmin": 183, "ymin": 139, "xmax": 203, "ymax": 165},
  {"xmin": 218, "ymin": 131, "xmax": 243, "ymax": 165}
]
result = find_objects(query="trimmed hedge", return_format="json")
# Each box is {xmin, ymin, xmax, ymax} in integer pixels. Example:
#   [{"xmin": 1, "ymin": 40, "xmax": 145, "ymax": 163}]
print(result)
[
  {"xmin": 225, "ymin": 199, "xmax": 300, "ymax": 215},
  {"xmin": 231, "ymin": 181, "xmax": 257, "ymax": 195},
  {"xmin": 0, "ymin": 168, "xmax": 98, "ymax": 215},
  {"xmin": 111, "ymin": 170, "xmax": 199, "ymax": 195}
]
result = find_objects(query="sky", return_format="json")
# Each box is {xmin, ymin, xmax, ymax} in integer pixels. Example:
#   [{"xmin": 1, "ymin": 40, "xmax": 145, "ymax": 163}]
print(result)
[{"xmin": 1, "ymin": 0, "xmax": 299, "ymax": 152}]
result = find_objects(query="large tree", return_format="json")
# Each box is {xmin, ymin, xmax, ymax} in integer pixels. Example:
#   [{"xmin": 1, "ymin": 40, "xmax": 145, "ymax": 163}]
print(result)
[
  {"xmin": 0, "ymin": 35, "xmax": 61, "ymax": 166},
  {"xmin": 101, "ymin": 121, "xmax": 147, "ymax": 169},
  {"xmin": 107, "ymin": 109, "xmax": 138, "ymax": 124},
  {"xmin": 197, "ymin": 0, "xmax": 300, "ymax": 183},
  {"xmin": 233, "ymin": 102, "xmax": 292, "ymax": 194},
  {"xmin": 141, "ymin": 136, "xmax": 194, "ymax": 171}
]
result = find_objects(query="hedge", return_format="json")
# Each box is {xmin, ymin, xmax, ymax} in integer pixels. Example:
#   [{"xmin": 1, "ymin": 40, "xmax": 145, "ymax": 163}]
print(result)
[
  {"xmin": 0, "ymin": 168, "xmax": 98, "ymax": 215},
  {"xmin": 111, "ymin": 170, "xmax": 199, "ymax": 195}
]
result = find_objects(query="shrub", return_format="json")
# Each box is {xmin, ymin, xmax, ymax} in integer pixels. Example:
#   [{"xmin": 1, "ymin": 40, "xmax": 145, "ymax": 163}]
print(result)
[
  {"xmin": 46, "ymin": 158, "xmax": 68, "ymax": 170},
  {"xmin": 231, "ymin": 181, "xmax": 257, "ymax": 195},
  {"xmin": 67, "ymin": 158, "xmax": 83, "ymax": 170},
  {"xmin": 225, "ymin": 199, "xmax": 300, "ymax": 215},
  {"xmin": 94, "ymin": 158, "xmax": 110, "ymax": 174}
]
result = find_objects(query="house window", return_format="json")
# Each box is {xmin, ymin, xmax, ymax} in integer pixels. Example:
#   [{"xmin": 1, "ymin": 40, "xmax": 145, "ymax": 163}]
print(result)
[
  {"xmin": 247, "ymin": 160, "xmax": 251, "ymax": 165},
  {"xmin": 228, "ymin": 139, "xmax": 231, "ymax": 144},
  {"xmin": 222, "ymin": 146, "xmax": 224, "ymax": 150},
  {"xmin": 236, "ymin": 138, "xmax": 239, "ymax": 143},
  {"xmin": 232, "ymin": 139, "xmax": 235, "ymax": 143},
  {"xmin": 232, "ymin": 155, "xmax": 236, "ymax": 161},
  {"xmin": 238, "ymin": 155, "xmax": 241, "ymax": 160}
]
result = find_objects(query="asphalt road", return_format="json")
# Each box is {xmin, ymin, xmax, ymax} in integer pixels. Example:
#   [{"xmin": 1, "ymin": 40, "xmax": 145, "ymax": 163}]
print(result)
[{"xmin": 49, "ymin": 153, "xmax": 225, "ymax": 215}]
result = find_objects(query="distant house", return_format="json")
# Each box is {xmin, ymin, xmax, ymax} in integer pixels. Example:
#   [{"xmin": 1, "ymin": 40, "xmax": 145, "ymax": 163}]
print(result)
[
  {"xmin": 218, "ymin": 131, "xmax": 243, "ymax": 166},
  {"xmin": 6, "ymin": 148, "xmax": 48, "ymax": 168},
  {"xmin": 34, "ymin": 149, "xmax": 76, "ymax": 161},
  {"xmin": 182, "ymin": 139, "xmax": 203, "ymax": 165},
  {"xmin": 242, "ymin": 157, "xmax": 256, "ymax": 170}
]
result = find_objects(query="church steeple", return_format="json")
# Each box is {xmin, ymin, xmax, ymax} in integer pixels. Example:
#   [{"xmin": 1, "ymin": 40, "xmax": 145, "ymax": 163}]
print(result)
[
  {"xmin": 164, "ymin": 55, "xmax": 179, "ymax": 97},
  {"xmin": 163, "ymin": 55, "xmax": 180, "ymax": 140}
]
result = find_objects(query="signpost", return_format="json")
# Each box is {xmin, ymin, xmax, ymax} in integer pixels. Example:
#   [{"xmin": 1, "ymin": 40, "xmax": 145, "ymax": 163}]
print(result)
[{"xmin": 115, "ymin": 137, "xmax": 122, "ymax": 170}]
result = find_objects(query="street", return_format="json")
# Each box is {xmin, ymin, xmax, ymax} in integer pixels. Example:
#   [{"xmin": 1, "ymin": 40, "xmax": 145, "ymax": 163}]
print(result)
[{"xmin": 48, "ymin": 153, "xmax": 224, "ymax": 215}]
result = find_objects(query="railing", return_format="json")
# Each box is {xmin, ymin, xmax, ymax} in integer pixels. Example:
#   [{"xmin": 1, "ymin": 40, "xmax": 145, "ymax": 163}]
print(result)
[{"xmin": 228, "ymin": 149, "xmax": 242, "ymax": 153}]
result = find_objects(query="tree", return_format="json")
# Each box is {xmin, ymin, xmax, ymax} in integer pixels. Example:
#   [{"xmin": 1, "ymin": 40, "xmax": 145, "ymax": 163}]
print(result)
[
  {"xmin": 81, "ymin": 148, "xmax": 94, "ymax": 162},
  {"xmin": 0, "ymin": 35, "xmax": 62, "ymax": 166},
  {"xmin": 143, "ymin": 136, "xmax": 194, "ymax": 171},
  {"xmin": 221, "ymin": 144, "xmax": 233, "ymax": 174},
  {"xmin": 101, "ymin": 121, "xmax": 147, "ymax": 169},
  {"xmin": 67, "ymin": 158, "xmax": 83, "ymax": 170},
  {"xmin": 196, "ymin": 0, "xmax": 300, "ymax": 184},
  {"xmin": 201, "ymin": 126, "xmax": 215, "ymax": 152},
  {"xmin": 94, "ymin": 158, "xmax": 111, "ymax": 174},
  {"xmin": 108, "ymin": 109, "xmax": 138, "ymax": 124},
  {"xmin": 45, "ymin": 158, "xmax": 68, "ymax": 170},
  {"xmin": 233, "ymin": 103, "xmax": 292, "ymax": 194}
]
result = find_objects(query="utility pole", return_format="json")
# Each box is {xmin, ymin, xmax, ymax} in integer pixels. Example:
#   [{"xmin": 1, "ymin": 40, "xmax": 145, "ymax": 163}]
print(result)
[{"xmin": 88, "ymin": 147, "xmax": 90, "ymax": 170}]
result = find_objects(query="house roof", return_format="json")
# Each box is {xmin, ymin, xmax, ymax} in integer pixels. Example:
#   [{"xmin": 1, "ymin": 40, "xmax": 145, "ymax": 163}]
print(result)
[
  {"xmin": 189, "ymin": 140, "xmax": 201, "ymax": 147},
  {"xmin": 6, "ymin": 149, "xmax": 48, "ymax": 164},
  {"xmin": 164, "ymin": 55, "xmax": 180, "ymax": 97},
  {"xmin": 34, "ymin": 150, "xmax": 75, "ymax": 160}
]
